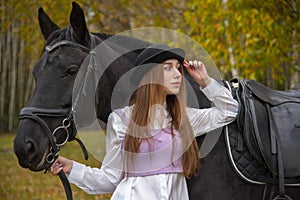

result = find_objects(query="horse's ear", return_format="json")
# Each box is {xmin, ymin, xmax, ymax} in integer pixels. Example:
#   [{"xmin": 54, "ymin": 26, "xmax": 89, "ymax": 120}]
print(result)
[
  {"xmin": 38, "ymin": 7, "xmax": 60, "ymax": 40},
  {"xmin": 70, "ymin": 2, "xmax": 90, "ymax": 46}
]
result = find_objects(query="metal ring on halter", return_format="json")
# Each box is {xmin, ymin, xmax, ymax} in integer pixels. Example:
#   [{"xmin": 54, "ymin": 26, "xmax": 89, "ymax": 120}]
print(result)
[
  {"xmin": 46, "ymin": 146, "xmax": 57, "ymax": 164},
  {"xmin": 46, "ymin": 154, "xmax": 55, "ymax": 164},
  {"xmin": 53, "ymin": 126, "xmax": 70, "ymax": 147},
  {"xmin": 52, "ymin": 118, "xmax": 71, "ymax": 147},
  {"xmin": 62, "ymin": 118, "xmax": 71, "ymax": 128}
]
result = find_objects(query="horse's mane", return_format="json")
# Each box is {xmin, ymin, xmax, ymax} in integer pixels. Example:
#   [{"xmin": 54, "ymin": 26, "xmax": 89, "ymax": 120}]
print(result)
[
  {"xmin": 93, "ymin": 32, "xmax": 152, "ymax": 52},
  {"xmin": 39, "ymin": 28, "xmax": 72, "ymax": 56},
  {"xmin": 44, "ymin": 27, "xmax": 72, "ymax": 46}
]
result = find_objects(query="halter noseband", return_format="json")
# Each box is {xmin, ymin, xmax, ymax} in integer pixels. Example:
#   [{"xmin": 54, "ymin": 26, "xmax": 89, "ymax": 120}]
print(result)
[{"xmin": 19, "ymin": 107, "xmax": 73, "ymax": 163}]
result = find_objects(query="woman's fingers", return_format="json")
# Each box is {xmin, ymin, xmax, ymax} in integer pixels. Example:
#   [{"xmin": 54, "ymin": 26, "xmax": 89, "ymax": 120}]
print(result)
[
  {"xmin": 188, "ymin": 60, "xmax": 204, "ymax": 69},
  {"xmin": 50, "ymin": 161, "xmax": 62, "ymax": 175},
  {"xmin": 183, "ymin": 60, "xmax": 190, "ymax": 69},
  {"xmin": 49, "ymin": 156, "xmax": 73, "ymax": 175},
  {"xmin": 184, "ymin": 59, "xmax": 211, "ymax": 87}
]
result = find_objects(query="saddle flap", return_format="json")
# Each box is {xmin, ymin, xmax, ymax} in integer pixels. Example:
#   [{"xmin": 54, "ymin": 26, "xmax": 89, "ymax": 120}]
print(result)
[{"xmin": 270, "ymin": 103, "xmax": 300, "ymax": 177}]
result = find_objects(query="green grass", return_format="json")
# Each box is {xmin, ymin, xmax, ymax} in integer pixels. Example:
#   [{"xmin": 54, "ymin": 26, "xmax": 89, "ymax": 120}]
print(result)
[{"xmin": 0, "ymin": 133, "xmax": 111, "ymax": 200}]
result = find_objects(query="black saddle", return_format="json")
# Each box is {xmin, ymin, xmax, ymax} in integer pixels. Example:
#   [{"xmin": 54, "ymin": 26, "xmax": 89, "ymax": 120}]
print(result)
[
  {"xmin": 246, "ymin": 80, "xmax": 300, "ymax": 106},
  {"xmin": 226, "ymin": 78, "xmax": 300, "ymax": 199}
]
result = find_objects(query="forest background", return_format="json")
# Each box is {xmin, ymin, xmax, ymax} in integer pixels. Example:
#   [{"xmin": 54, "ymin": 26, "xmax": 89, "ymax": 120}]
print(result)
[{"xmin": 0, "ymin": 0, "xmax": 299, "ymax": 133}]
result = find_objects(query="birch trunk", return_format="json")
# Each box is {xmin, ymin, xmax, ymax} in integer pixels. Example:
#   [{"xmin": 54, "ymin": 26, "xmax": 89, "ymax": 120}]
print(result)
[
  {"xmin": 222, "ymin": 0, "xmax": 239, "ymax": 78},
  {"xmin": 18, "ymin": 39, "xmax": 25, "ymax": 111},
  {"xmin": 0, "ymin": 1, "xmax": 8, "ymax": 132},
  {"xmin": 0, "ymin": 25, "xmax": 11, "ymax": 132},
  {"xmin": 291, "ymin": 0, "xmax": 299, "ymax": 88},
  {"xmin": 8, "ymin": 23, "xmax": 18, "ymax": 131}
]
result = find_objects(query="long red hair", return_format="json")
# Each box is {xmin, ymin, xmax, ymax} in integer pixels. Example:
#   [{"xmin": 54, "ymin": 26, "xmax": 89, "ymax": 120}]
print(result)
[{"xmin": 124, "ymin": 63, "xmax": 199, "ymax": 177}]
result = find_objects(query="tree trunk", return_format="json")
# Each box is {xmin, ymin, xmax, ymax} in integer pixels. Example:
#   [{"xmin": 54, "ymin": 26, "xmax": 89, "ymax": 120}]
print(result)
[
  {"xmin": 290, "ymin": 0, "xmax": 299, "ymax": 88},
  {"xmin": 265, "ymin": 66, "xmax": 273, "ymax": 88},
  {"xmin": 222, "ymin": 0, "xmax": 239, "ymax": 78},
  {"xmin": 8, "ymin": 23, "xmax": 18, "ymax": 132},
  {"xmin": 0, "ymin": 25, "xmax": 11, "ymax": 132},
  {"xmin": 18, "ymin": 39, "xmax": 25, "ymax": 111},
  {"xmin": 0, "ymin": 1, "xmax": 8, "ymax": 132}
]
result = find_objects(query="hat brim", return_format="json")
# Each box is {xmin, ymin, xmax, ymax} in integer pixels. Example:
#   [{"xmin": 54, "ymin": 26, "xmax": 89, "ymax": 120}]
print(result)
[
  {"xmin": 131, "ymin": 48, "xmax": 185, "ymax": 84},
  {"xmin": 140, "ymin": 47, "xmax": 185, "ymax": 65}
]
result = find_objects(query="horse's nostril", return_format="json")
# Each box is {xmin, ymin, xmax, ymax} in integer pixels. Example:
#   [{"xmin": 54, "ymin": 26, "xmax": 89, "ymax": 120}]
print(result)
[
  {"xmin": 14, "ymin": 137, "xmax": 38, "ymax": 168},
  {"xmin": 25, "ymin": 141, "xmax": 35, "ymax": 154},
  {"xmin": 23, "ymin": 138, "xmax": 37, "ymax": 161}
]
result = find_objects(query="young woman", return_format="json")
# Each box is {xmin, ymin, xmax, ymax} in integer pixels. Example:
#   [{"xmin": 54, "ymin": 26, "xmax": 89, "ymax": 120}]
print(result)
[{"xmin": 51, "ymin": 44, "xmax": 238, "ymax": 199}]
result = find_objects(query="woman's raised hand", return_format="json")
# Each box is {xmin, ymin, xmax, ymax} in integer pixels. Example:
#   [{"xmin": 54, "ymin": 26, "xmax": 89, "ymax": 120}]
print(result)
[{"xmin": 183, "ymin": 60, "xmax": 211, "ymax": 88}]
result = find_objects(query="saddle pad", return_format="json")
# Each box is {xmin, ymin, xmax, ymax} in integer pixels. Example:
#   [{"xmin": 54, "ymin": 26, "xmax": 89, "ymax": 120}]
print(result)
[
  {"xmin": 225, "ymin": 121, "xmax": 271, "ymax": 184},
  {"xmin": 226, "ymin": 121, "xmax": 300, "ymax": 185}
]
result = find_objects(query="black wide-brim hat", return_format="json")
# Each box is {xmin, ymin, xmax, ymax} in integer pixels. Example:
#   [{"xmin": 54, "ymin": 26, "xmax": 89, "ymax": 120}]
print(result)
[{"xmin": 131, "ymin": 44, "xmax": 185, "ymax": 84}]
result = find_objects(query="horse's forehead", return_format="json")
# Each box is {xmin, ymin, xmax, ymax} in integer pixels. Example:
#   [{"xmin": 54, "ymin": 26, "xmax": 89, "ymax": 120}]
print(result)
[
  {"xmin": 47, "ymin": 45, "xmax": 86, "ymax": 61},
  {"xmin": 33, "ymin": 47, "xmax": 85, "ymax": 76}
]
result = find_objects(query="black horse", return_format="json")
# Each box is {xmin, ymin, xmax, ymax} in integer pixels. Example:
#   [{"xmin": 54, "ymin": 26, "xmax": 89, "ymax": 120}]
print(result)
[{"xmin": 14, "ymin": 2, "xmax": 300, "ymax": 200}]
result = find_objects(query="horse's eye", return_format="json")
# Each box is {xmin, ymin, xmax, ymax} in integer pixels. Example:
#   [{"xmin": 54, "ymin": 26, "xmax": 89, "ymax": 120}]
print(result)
[{"xmin": 66, "ymin": 66, "xmax": 79, "ymax": 76}]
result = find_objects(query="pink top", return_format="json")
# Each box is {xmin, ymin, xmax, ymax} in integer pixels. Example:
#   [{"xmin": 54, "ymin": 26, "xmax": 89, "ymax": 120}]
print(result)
[{"xmin": 114, "ymin": 109, "xmax": 183, "ymax": 177}]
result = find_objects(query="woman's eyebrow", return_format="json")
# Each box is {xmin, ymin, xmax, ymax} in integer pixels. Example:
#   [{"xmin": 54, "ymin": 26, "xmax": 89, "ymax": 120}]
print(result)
[{"xmin": 163, "ymin": 61, "xmax": 179, "ymax": 65}]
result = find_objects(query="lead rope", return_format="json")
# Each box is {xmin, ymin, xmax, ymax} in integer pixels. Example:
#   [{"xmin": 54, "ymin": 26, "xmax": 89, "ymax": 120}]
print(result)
[
  {"xmin": 58, "ymin": 112, "xmax": 88, "ymax": 200},
  {"xmin": 45, "ymin": 114, "xmax": 73, "ymax": 200},
  {"xmin": 59, "ymin": 170, "xmax": 73, "ymax": 200}
]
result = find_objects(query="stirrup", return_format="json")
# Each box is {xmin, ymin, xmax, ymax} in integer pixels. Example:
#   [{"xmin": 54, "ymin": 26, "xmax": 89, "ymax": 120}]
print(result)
[{"xmin": 273, "ymin": 194, "xmax": 293, "ymax": 200}]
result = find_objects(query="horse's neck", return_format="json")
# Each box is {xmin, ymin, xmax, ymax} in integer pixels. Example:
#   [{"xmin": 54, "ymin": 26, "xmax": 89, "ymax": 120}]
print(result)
[
  {"xmin": 95, "ymin": 32, "xmax": 151, "ymax": 53},
  {"xmin": 94, "ymin": 33, "xmax": 151, "ymax": 123}
]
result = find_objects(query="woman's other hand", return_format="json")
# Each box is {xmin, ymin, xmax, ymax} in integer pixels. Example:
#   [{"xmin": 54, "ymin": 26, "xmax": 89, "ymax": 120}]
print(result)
[{"xmin": 50, "ymin": 156, "xmax": 73, "ymax": 175}]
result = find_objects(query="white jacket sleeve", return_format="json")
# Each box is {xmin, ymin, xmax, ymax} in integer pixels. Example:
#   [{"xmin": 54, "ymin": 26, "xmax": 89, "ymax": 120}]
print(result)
[
  {"xmin": 187, "ymin": 79, "xmax": 238, "ymax": 136},
  {"xmin": 67, "ymin": 111, "xmax": 126, "ymax": 194}
]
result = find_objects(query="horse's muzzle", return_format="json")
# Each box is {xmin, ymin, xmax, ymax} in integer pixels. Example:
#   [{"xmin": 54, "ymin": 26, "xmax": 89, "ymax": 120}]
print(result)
[{"xmin": 13, "ymin": 119, "xmax": 50, "ymax": 171}]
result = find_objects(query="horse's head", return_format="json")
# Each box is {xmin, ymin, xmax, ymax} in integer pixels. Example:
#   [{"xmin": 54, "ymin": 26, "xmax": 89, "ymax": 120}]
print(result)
[{"xmin": 13, "ymin": 2, "xmax": 100, "ymax": 171}]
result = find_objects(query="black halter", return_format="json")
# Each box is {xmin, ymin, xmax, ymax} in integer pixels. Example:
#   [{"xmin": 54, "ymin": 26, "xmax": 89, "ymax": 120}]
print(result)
[
  {"xmin": 19, "ymin": 107, "xmax": 74, "ymax": 163},
  {"xmin": 19, "ymin": 36, "xmax": 97, "ymax": 200}
]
